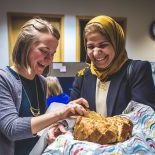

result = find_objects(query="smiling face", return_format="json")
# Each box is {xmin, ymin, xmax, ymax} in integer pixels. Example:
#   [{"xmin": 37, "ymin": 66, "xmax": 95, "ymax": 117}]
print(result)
[
  {"xmin": 86, "ymin": 32, "xmax": 115, "ymax": 70},
  {"xmin": 28, "ymin": 33, "xmax": 58, "ymax": 76}
]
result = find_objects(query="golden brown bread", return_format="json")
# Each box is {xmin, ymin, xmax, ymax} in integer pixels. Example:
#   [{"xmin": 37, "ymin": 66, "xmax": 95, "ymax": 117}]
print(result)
[{"xmin": 73, "ymin": 111, "xmax": 133, "ymax": 144}]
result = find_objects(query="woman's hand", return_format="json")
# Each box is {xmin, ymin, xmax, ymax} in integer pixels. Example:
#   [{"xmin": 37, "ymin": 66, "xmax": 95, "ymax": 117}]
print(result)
[
  {"xmin": 31, "ymin": 98, "xmax": 89, "ymax": 135},
  {"xmin": 68, "ymin": 97, "xmax": 89, "ymax": 115},
  {"xmin": 47, "ymin": 123, "xmax": 67, "ymax": 144},
  {"xmin": 59, "ymin": 98, "xmax": 89, "ymax": 119}
]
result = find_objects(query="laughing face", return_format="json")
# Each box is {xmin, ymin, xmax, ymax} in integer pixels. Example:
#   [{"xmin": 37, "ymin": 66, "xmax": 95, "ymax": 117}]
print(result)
[
  {"xmin": 28, "ymin": 33, "xmax": 58, "ymax": 76},
  {"xmin": 86, "ymin": 32, "xmax": 115, "ymax": 70}
]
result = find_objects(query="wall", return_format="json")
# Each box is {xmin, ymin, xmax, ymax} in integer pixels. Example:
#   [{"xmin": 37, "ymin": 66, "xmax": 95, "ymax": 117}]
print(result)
[{"xmin": 0, "ymin": 0, "xmax": 155, "ymax": 68}]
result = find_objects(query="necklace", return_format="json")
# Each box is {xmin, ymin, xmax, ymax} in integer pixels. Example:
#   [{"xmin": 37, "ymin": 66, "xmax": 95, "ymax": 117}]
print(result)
[
  {"xmin": 98, "ymin": 81, "xmax": 107, "ymax": 90},
  {"xmin": 17, "ymin": 74, "xmax": 40, "ymax": 117}
]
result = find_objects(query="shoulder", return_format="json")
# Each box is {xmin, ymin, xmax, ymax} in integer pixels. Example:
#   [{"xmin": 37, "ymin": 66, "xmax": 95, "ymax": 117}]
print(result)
[
  {"xmin": 132, "ymin": 59, "xmax": 150, "ymax": 66},
  {"xmin": 129, "ymin": 60, "xmax": 152, "ymax": 81},
  {"xmin": 0, "ymin": 67, "xmax": 10, "ymax": 77},
  {"xmin": 0, "ymin": 67, "xmax": 21, "ymax": 104},
  {"xmin": 131, "ymin": 60, "xmax": 151, "ymax": 71},
  {"xmin": 0, "ymin": 67, "xmax": 17, "ymax": 84}
]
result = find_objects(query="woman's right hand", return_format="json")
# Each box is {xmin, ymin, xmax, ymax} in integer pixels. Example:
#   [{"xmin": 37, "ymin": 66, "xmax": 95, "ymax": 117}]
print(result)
[
  {"xmin": 31, "ymin": 98, "xmax": 89, "ymax": 135},
  {"xmin": 58, "ymin": 98, "xmax": 89, "ymax": 120}
]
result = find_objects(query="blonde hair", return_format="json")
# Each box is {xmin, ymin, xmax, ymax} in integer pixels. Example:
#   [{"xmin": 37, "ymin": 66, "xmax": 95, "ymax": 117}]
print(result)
[
  {"xmin": 12, "ymin": 17, "xmax": 60, "ymax": 69},
  {"xmin": 46, "ymin": 76, "xmax": 63, "ymax": 97}
]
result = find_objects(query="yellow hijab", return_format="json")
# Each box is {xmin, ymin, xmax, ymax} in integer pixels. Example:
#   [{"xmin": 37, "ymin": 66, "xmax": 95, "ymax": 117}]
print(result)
[{"xmin": 85, "ymin": 15, "xmax": 128, "ymax": 82}]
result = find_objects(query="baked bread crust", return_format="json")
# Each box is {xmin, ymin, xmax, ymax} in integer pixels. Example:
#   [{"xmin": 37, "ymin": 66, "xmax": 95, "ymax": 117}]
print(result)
[{"xmin": 73, "ymin": 111, "xmax": 133, "ymax": 144}]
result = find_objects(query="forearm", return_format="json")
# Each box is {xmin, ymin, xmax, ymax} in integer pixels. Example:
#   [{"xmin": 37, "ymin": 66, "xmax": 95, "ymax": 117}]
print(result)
[
  {"xmin": 31, "ymin": 98, "xmax": 89, "ymax": 134},
  {"xmin": 31, "ymin": 110, "xmax": 63, "ymax": 134}
]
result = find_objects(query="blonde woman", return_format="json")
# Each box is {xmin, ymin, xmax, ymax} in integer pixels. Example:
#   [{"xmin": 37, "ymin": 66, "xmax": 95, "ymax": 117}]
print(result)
[
  {"xmin": 46, "ymin": 76, "xmax": 70, "ymax": 107},
  {"xmin": 0, "ymin": 17, "xmax": 88, "ymax": 155}
]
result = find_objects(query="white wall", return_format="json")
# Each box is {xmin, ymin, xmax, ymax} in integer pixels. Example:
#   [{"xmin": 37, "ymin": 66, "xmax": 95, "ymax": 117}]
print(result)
[{"xmin": 0, "ymin": 0, "xmax": 155, "ymax": 68}]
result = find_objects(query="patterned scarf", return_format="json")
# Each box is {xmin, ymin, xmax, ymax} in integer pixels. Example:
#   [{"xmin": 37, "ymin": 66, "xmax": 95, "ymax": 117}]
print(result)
[{"xmin": 86, "ymin": 15, "xmax": 128, "ymax": 82}]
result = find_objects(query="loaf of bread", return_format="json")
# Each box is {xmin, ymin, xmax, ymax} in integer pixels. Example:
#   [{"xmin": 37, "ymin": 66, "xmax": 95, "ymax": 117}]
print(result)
[{"xmin": 73, "ymin": 111, "xmax": 133, "ymax": 144}]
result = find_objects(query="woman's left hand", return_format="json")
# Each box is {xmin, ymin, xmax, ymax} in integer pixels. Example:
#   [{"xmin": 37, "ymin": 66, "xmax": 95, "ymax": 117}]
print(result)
[{"xmin": 47, "ymin": 123, "xmax": 67, "ymax": 144}]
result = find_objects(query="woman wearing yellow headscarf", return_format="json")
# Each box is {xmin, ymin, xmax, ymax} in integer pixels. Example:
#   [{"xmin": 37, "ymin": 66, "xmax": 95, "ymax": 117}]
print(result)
[{"xmin": 71, "ymin": 15, "xmax": 155, "ymax": 116}]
